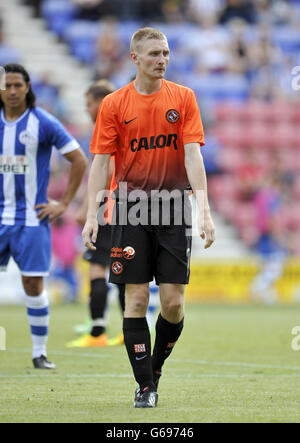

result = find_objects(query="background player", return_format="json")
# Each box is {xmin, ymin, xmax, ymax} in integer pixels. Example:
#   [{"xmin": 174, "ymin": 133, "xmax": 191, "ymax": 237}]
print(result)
[
  {"xmin": 82, "ymin": 28, "xmax": 215, "ymax": 407},
  {"xmin": 66, "ymin": 80, "xmax": 125, "ymax": 348},
  {"xmin": 0, "ymin": 64, "xmax": 87, "ymax": 369}
]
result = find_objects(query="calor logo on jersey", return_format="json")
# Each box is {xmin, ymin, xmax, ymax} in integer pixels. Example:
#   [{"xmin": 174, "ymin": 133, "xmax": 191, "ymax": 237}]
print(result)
[{"xmin": 130, "ymin": 133, "xmax": 178, "ymax": 152}]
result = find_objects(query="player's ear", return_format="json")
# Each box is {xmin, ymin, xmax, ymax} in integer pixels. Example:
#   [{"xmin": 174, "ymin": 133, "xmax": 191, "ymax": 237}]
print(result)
[
  {"xmin": 130, "ymin": 51, "xmax": 139, "ymax": 66},
  {"xmin": 25, "ymin": 81, "xmax": 31, "ymax": 94}
]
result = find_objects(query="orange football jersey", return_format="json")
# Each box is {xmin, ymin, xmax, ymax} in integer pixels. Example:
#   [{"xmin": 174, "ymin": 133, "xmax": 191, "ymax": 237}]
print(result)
[{"xmin": 90, "ymin": 79, "xmax": 205, "ymax": 195}]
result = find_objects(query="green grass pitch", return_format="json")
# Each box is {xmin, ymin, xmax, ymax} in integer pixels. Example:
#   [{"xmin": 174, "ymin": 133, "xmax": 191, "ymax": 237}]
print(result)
[{"xmin": 1, "ymin": 302, "xmax": 300, "ymax": 423}]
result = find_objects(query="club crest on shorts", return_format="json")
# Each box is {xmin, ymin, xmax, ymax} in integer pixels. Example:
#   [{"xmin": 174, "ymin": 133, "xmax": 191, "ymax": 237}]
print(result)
[
  {"xmin": 166, "ymin": 109, "xmax": 180, "ymax": 124},
  {"xmin": 123, "ymin": 246, "xmax": 135, "ymax": 260},
  {"xmin": 112, "ymin": 261, "xmax": 123, "ymax": 275}
]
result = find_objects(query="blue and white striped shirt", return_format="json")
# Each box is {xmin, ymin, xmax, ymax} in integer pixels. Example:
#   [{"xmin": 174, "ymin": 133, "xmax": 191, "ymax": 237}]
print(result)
[{"xmin": 0, "ymin": 106, "xmax": 80, "ymax": 226}]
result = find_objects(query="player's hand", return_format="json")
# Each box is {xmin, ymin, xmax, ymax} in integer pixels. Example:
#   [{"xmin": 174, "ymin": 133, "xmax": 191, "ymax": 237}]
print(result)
[
  {"xmin": 82, "ymin": 217, "xmax": 98, "ymax": 250},
  {"xmin": 35, "ymin": 200, "xmax": 67, "ymax": 222},
  {"xmin": 198, "ymin": 213, "xmax": 215, "ymax": 249}
]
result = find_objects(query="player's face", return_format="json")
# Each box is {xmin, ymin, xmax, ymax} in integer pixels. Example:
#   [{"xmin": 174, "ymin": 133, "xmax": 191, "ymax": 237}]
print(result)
[
  {"xmin": 134, "ymin": 38, "xmax": 170, "ymax": 80},
  {"xmin": 0, "ymin": 73, "xmax": 30, "ymax": 110},
  {"xmin": 86, "ymin": 93, "xmax": 102, "ymax": 123}
]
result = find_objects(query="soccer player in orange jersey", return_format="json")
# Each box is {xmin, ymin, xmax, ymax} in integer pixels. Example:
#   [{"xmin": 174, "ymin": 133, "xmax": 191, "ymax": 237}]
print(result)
[{"xmin": 82, "ymin": 28, "xmax": 215, "ymax": 408}]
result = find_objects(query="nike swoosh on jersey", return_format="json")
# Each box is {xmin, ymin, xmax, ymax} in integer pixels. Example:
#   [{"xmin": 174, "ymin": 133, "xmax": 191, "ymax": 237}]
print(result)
[{"xmin": 124, "ymin": 117, "xmax": 137, "ymax": 125}]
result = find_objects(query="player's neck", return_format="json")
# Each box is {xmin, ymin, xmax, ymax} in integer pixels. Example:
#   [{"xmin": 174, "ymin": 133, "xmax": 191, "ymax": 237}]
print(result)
[
  {"xmin": 4, "ymin": 103, "xmax": 28, "ymax": 122},
  {"xmin": 133, "ymin": 77, "xmax": 162, "ymax": 95}
]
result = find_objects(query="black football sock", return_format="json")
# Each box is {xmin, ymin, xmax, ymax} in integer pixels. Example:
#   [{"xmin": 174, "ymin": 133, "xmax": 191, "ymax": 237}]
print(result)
[
  {"xmin": 89, "ymin": 278, "xmax": 108, "ymax": 337},
  {"xmin": 152, "ymin": 314, "xmax": 184, "ymax": 373},
  {"xmin": 123, "ymin": 317, "xmax": 155, "ymax": 391},
  {"xmin": 117, "ymin": 284, "xmax": 126, "ymax": 314}
]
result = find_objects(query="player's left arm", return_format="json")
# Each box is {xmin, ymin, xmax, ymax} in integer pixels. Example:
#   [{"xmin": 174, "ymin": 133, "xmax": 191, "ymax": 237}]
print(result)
[
  {"xmin": 36, "ymin": 148, "xmax": 88, "ymax": 222},
  {"xmin": 184, "ymin": 142, "xmax": 215, "ymax": 249}
]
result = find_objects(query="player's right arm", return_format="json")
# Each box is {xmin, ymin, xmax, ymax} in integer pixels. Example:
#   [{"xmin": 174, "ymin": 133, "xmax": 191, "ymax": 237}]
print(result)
[
  {"xmin": 83, "ymin": 94, "xmax": 117, "ymax": 249},
  {"xmin": 76, "ymin": 156, "xmax": 115, "ymax": 227},
  {"xmin": 82, "ymin": 153, "xmax": 111, "ymax": 250}
]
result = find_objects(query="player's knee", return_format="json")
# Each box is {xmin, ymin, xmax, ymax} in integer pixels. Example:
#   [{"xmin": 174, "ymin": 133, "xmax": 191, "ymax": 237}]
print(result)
[
  {"xmin": 163, "ymin": 300, "xmax": 183, "ymax": 316},
  {"xmin": 90, "ymin": 264, "xmax": 106, "ymax": 280},
  {"xmin": 127, "ymin": 294, "xmax": 149, "ymax": 315},
  {"xmin": 128, "ymin": 299, "xmax": 148, "ymax": 316},
  {"xmin": 22, "ymin": 276, "xmax": 43, "ymax": 296},
  {"xmin": 125, "ymin": 285, "xmax": 149, "ymax": 316},
  {"xmin": 161, "ymin": 295, "xmax": 184, "ymax": 323}
]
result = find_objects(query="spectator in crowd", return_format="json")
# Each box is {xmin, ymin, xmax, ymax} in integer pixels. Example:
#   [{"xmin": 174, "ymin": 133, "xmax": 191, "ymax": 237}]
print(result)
[
  {"xmin": 248, "ymin": 25, "xmax": 286, "ymax": 100},
  {"xmin": 72, "ymin": 0, "xmax": 113, "ymax": 21},
  {"xmin": 219, "ymin": 0, "xmax": 257, "ymax": 25},
  {"xmin": 186, "ymin": 0, "xmax": 223, "ymax": 22},
  {"xmin": 32, "ymin": 72, "xmax": 68, "ymax": 120},
  {"xmin": 255, "ymin": 0, "xmax": 296, "ymax": 26},
  {"xmin": 21, "ymin": 0, "xmax": 43, "ymax": 18},
  {"xmin": 93, "ymin": 18, "xmax": 127, "ymax": 80},
  {"xmin": 161, "ymin": 0, "xmax": 187, "ymax": 23},
  {"xmin": 137, "ymin": 0, "xmax": 164, "ymax": 21},
  {"xmin": 237, "ymin": 148, "xmax": 266, "ymax": 202},
  {"xmin": 226, "ymin": 18, "xmax": 251, "ymax": 75},
  {"xmin": 180, "ymin": 10, "xmax": 232, "ymax": 74}
]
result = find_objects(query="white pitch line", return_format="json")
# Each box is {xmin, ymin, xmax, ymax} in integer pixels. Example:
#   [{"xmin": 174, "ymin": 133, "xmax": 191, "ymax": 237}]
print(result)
[
  {"xmin": 172, "ymin": 359, "xmax": 300, "ymax": 371},
  {"xmin": 1, "ymin": 373, "xmax": 300, "ymax": 380},
  {"xmin": 0, "ymin": 373, "xmax": 131, "ymax": 379},
  {"xmin": 5, "ymin": 349, "xmax": 300, "ymax": 371},
  {"xmin": 6, "ymin": 348, "xmax": 117, "ymax": 359}
]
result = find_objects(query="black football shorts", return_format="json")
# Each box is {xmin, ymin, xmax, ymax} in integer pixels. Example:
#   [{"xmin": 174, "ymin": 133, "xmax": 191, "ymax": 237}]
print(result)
[
  {"xmin": 109, "ymin": 199, "xmax": 192, "ymax": 285},
  {"xmin": 83, "ymin": 223, "xmax": 112, "ymax": 267}
]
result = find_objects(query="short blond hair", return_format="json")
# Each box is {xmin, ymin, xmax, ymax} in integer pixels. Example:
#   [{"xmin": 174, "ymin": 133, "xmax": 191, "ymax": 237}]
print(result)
[{"xmin": 130, "ymin": 27, "xmax": 167, "ymax": 53}]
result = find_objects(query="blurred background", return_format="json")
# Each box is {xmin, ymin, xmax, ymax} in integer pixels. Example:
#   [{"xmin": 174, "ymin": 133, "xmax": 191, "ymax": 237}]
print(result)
[{"xmin": 1, "ymin": 0, "xmax": 300, "ymax": 306}]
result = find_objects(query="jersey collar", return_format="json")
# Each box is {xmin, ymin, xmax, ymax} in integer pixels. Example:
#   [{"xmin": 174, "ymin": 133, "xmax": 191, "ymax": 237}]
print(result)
[{"xmin": 1, "ymin": 108, "xmax": 30, "ymax": 126}]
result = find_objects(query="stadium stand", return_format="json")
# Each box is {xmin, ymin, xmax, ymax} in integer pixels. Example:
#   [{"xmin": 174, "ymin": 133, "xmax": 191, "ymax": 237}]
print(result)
[
  {"xmin": 41, "ymin": 0, "xmax": 79, "ymax": 37},
  {"xmin": 2, "ymin": 0, "xmax": 300, "ymax": 303},
  {"xmin": 0, "ymin": 15, "xmax": 21, "ymax": 65}
]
